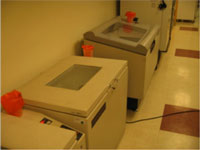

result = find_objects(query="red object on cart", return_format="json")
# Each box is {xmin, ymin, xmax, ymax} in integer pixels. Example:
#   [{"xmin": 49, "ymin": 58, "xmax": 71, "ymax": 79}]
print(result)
[
  {"xmin": 125, "ymin": 11, "xmax": 136, "ymax": 23},
  {"xmin": 1, "ymin": 90, "xmax": 24, "ymax": 116},
  {"xmin": 82, "ymin": 45, "xmax": 94, "ymax": 57}
]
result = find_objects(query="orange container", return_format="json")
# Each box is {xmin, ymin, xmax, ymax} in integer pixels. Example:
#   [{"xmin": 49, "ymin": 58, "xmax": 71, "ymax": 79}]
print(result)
[
  {"xmin": 1, "ymin": 90, "xmax": 24, "ymax": 116},
  {"xmin": 82, "ymin": 45, "xmax": 94, "ymax": 57},
  {"xmin": 125, "ymin": 11, "xmax": 136, "ymax": 23}
]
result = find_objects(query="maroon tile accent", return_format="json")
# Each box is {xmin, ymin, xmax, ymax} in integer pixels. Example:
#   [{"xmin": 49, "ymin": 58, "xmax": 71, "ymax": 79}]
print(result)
[
  {"xmin": 160, "ymin": 104, "xmax": 199, "ymax": 137},
  {"xmin": 175, "ymin": 49, "xmax": 200, "ymax": 59},
  {"xmin": 180, "ymin": 27, "xmax": 199, "ymax": 31}
]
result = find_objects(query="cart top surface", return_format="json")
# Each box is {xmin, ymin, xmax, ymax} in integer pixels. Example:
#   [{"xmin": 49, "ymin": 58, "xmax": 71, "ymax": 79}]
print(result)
[{"xmin": 18, "ymin": 56, "xmax": 127, "ymax": 117}]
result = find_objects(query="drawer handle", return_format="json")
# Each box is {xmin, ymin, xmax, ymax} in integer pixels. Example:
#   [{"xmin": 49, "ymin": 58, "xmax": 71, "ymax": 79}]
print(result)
[
  {"xmin": 150, "ymin": 40, "xmax": 156, "ymax": 53},
  {"xmin": 91, "ymin": 103, "xmax": 106, "ymax": 128}
]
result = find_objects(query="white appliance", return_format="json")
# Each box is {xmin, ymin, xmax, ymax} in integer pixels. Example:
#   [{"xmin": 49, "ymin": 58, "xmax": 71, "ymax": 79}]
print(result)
[
  {"xmin": 177, "ymin": 0, "xmax": 198, "ymax": 21},
  {"xmin": 84, "ymin": 17, "xmax": 160, "ymax": 110},
  {"xmin": 18, "ymin": 56, "xmax": 128, "ymax": 149},
  {"xmin": 1, "ymin": 109, "xmax": 86, "ymax": 149},
  {"xmin": 120, "ymin": 0, "xmax": 174, "ymax": 52}
]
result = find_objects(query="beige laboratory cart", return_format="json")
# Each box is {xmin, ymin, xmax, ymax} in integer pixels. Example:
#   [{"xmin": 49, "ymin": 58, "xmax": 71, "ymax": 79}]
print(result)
[
  {"xmin": 18, "ymin": 56, "xmax": 128, "ymax": 149},
  {"xmin": 84, "ymin": 16, "xmax": 160, "ymax": 110},
  {"xmin": 1, "ymin": 109, "xmax": 86, "ymax": 149}
]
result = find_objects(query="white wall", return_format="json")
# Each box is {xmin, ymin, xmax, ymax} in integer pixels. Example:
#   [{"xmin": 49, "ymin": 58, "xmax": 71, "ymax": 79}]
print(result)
[{"xmin": 1, "ymin": 1, "xmax": 116, "ymax": 95}]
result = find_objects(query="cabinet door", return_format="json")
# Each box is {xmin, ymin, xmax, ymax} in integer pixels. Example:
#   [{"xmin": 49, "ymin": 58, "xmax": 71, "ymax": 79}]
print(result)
[
  {"xmin": 87, "ymin": 67, "xmax": 128, "ymax": 149},
  {"xmin": 177, "ymin": 0, "xmax": 197, "ymax": 21},
  {"xmin": 144, "ymin": 34, "xmax": 160, "ymax": 95}
]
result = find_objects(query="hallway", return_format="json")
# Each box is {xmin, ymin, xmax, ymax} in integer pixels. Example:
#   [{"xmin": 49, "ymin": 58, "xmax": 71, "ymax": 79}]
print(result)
[{"xmin": 118, "ymin": 18, "xmax": 199, "ymax": 149}]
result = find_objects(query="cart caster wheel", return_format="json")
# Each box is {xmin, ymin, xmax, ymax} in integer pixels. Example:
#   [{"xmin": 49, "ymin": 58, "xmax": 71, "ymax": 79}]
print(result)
[{"xmin": 127, "ymin": 97, "xmax": 138, "ymax": 111}]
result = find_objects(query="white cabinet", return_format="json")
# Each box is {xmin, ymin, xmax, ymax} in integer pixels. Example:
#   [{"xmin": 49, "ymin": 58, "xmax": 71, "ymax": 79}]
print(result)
[{"xmin": 177, "ymin": 0, "xmax": 198, "ymax": 21}]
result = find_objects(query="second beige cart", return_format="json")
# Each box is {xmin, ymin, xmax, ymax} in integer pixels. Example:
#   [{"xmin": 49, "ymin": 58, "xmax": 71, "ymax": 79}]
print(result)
[{"xmin": 84, "ymin": 17, "xmax": 160, "ymax": 110}]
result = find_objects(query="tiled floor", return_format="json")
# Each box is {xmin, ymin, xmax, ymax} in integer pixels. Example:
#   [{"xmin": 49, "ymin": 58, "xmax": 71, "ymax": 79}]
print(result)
[
  {"xmin": 175, "ymin": 49, "xmax": 200, "ymax": 59},
  {"xmin": 180, "ymin": 26, "xmax": 199, "ymax": 31},
  {"xmin": 160, "ymin": 104, "xmax": 199, "ymax": 137},
  {"xmin": 118, "ymin": 18, "xmax": 199, "ymax": 149}
]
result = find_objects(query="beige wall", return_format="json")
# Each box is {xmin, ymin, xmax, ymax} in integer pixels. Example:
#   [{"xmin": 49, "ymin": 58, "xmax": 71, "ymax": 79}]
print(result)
[{"xmin": 1, "ymin": 1, "xmax": 116, "ymax": 95}]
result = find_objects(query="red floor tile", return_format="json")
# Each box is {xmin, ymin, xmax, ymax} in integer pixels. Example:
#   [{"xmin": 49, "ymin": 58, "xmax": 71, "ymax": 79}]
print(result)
[
  {"xmin": 160, "ymin": 104, "xmax": 199, "ymax": 137},
  {"xmin": 175, "ymin": 49, "xmax": 200, "ymax": 59},
  {"xmin": 180, "ymin": 27, "xmax": 199, "ymax": 31}
]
